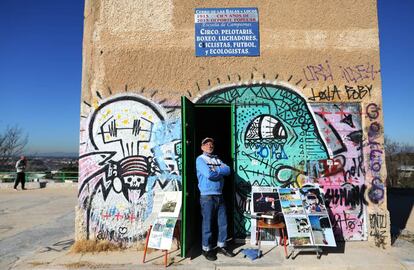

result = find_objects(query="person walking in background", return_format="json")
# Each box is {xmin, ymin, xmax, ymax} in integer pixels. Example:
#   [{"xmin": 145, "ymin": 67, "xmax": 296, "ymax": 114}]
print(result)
[
  {"xmin": 196, "ymin": 137, "xmax": 235, "ymax": 261},
  {"xmin": 14, "ymin": 156, "xmax": 27, "ymax": 190}
]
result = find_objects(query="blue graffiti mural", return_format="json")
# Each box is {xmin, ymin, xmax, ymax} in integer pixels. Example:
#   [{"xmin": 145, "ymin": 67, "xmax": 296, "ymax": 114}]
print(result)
[{"xmin": 198, "ymin": 84, "xmax": 330, "ymax": 238}]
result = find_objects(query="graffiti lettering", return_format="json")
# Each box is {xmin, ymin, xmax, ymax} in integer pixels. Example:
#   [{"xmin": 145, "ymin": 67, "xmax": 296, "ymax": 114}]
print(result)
[
  {"xmin": 343, "ymin": 155, "xmax": 365, "ymax": 180},
  {"xmin": 309, "ymin": 85, "xmax": 341, "ymax": 101},
  {"xmin": 365, "ymin": 103, "xmax": 385, "ymax": 204},
  {"xmin": 332, "ymin": 210, "xmax": 364, "ymax": 233},
  {"xmin": 369, "ymin": 213, "xmax": 387, "ymax": 248},
  {"xmin": 340, "ymin": 63, "xmax": 380, "ymax": 84},
  {"xmin": 325, "ymin": 184, "xmax": 367, "ymax": 208},
  {"xmin": 303, "ymin": 60, "xmax": 333, "ymax": 82},
  {"xmin": 309, "ymin": 84, "xmax": 373, "ymax": 102},
  {"xmin": 369, "ymin": 213, "xmax": 387, "ymax": 229},
  {"xmin": 255, "ymin": 144, "xmax": 288, "ymax": 160},
  {"xmin": 308, "ymin": 103, "xmax": 368, "ymax": 241},
  {"xmin": 345, "ymin": 85, "xmax": 372, "ymax": 100},
  {"xmin": 366, "ymin": 103, "xmax": 380, "ymax": 120},
  {"xmin": 302, "ymin": 60, "xmax": 379, "ymax": 83}
]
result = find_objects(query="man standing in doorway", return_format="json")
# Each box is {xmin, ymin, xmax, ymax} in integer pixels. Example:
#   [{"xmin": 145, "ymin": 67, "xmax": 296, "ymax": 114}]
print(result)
[
  {"xmin": 196, "ymin": 137, "xmax": 235, "ymax": 261},
  {"xmin": 14, "ymin": 156, "xmax": 27, "ymax": 190}
]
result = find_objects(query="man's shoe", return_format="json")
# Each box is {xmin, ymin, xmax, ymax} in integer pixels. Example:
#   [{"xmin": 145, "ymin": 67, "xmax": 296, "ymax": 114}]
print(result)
[
  {"xmin": 202, "ymin": 250, "xmax": 217, "ymax": 261},
  {"xmin": 217, "ymin": 247, "xmax": 235, "ymax": 257}
]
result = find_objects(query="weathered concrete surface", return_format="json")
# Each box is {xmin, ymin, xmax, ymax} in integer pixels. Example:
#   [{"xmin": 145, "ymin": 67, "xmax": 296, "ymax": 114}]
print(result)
[{"xmin": 0, "ymin": 186, "xmax": 77, "ymax": 270}]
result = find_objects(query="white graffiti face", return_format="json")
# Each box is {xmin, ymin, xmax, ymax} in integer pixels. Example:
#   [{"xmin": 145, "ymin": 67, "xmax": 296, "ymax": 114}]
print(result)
[
  {"xmin": 79, "ymin": 94, "xmax": 182, "ymax": 245},
  {"xmin": 89, "ymin": 96, "xmax": 164, "ymax": 161},
  {"xmin": 124, "ymin": 175, "xmax": 146, "ymax": 189}
]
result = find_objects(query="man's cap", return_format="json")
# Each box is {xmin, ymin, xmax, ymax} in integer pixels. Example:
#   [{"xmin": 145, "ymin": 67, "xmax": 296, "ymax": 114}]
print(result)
[{"xmin": 201, "ymin": 137, "xmax": 214, "ymax": 145}]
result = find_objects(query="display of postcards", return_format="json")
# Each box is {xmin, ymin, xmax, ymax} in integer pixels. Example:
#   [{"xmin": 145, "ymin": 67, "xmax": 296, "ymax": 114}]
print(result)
[
  {"xmin": 285, "ymin": 215, "xmax": 313, "ymax": 246},
  {"xmin": 165, "ymin": 218, "xmax": 176, "ymax": 228},
  {"xmin": 289, "ymin": 236, "xmax": 312, "ymax": 246},
  {"xmin": 309, "ymin": 215, "xmax": 336, "ymax": 247},
  {"xmin": 148, "ymin": 217, "xmax": 178, "ymax": 250},
  {"xmin": 252, "ymin": 191, "xmax": 281, "ymax": 214},
  {"xmin": 280, "ymin": 199, "xmax": 305, "ymax": 215},
  {"xmin": 299, "ymin": 186, "xmax": 327, "ymax": 215},
  {"xmin": 279, "ymin": 188, "xmax": 301, "ymax": 201},
  {"xmin": 162, "ymin": 227, "xmax": 174, "ymax": 239},
  {"xmin": 148, "ymin": 231, "xmax": 163, "ymax": 248}
]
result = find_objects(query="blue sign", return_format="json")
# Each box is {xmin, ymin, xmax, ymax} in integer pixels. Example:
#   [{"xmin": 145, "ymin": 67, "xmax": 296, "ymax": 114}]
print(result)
[{"xmin": 195, "ymin": 8, "xmax": 259, "ymax": 57}]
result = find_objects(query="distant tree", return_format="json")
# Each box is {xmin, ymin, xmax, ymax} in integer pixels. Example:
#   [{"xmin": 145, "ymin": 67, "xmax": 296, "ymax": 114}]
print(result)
[
  {"xmin": 384, "ymin": 135, "xmax": 414, "ymax": 187},
  {"xmin": 0, "ymin": 126, "xmax": 28, "ymax": 170},
  {"xmin": 384, "ymin": 135, "xmax": 400, "ymax": 157}
]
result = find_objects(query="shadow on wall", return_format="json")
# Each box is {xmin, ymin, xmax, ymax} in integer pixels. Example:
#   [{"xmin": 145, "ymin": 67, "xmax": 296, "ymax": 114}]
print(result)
[{"xmin": 387, "ymin": 188, "xmax": 414, "ymax": 239}]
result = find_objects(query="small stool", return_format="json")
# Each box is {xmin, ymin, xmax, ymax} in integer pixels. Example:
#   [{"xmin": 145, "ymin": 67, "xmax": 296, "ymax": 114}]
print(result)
[{"xmin": 256, "ymin": 219, "xmax": 288, "ymax": 258}]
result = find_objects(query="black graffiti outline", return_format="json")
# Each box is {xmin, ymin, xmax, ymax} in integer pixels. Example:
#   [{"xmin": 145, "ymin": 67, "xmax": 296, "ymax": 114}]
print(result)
[
  {"xmin": 314, "ymin": 112, "xmax": 347, "ymax": 155},
  {"xmin": 88, "ymin": 95, "xmax": 165, "ymax": 152}
]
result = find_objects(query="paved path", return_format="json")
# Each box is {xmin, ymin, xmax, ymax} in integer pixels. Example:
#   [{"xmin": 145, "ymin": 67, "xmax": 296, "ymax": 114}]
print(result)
[{"xmin": 0, "ymin": 185, "xmax": 77, "ymax": 270}]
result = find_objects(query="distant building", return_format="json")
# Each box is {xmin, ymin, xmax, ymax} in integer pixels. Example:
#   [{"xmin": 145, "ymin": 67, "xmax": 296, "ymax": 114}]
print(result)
[{"xmin": 398, "ymin": 165, "xmax": 414, "ymax": 178}]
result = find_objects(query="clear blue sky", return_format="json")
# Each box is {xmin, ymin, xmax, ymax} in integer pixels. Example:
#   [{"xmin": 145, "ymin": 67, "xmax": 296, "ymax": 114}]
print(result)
[
  {"xmin": 0, "ymin": 0, "xmax": 83, "ymax": 154},
  {"xmin": 378, "ymin": 0, "xmax": 414, "ymax": 145},
  {"xmin": 0, "ymin": 0, "xmax": 412, "ymax": 155}
]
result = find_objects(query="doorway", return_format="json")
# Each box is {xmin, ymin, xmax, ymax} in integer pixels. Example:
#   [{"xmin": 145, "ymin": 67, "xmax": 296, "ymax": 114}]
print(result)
[
  {"xmin": 181, "ymin": 99, "xmax": 234, "ymax": 258},
  {"xmin": 195, "ymin": 105, "xmax": 234, "ymax": 245}
]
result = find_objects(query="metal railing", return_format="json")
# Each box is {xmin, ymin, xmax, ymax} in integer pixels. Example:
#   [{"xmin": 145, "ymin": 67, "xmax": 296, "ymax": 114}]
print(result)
[{"xmin": 0, "ymin": 171, "xmax": 79, "ymax": 183}]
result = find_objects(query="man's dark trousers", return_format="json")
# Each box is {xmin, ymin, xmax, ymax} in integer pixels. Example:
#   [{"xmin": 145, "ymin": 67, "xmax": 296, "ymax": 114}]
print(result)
[
  {"xmin": 200, "ymin": 194, "xmax": 228, "ymax": 251},
  {"xmin": 14, "ymin": 172, "xmax": 25, "ymax": 189}
]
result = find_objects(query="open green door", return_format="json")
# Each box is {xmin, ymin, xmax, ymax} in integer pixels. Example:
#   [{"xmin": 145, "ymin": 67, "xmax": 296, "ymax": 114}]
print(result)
[{"xmin": 180, "ymin": 96, "xmax": 197, "ymax": 258}]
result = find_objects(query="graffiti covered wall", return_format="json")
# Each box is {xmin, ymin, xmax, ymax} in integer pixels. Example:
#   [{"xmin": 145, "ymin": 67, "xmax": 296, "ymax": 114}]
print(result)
[
  {"xmin": 78, "ymin": 94, "xmax": 181, "ymax": 244},
  {"xmin": 196, "ymin": 85, "xmax": 373, "ymax": 241},
  {"xmin": 79, "ymin": 0, "xmax": 389, "ymax": 247}
]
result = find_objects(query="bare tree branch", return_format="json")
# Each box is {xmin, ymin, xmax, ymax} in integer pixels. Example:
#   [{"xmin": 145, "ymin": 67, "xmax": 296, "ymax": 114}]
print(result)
[{"xmin": 0, "ymin": 126, "xmax": 28, "ymax": 170}]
